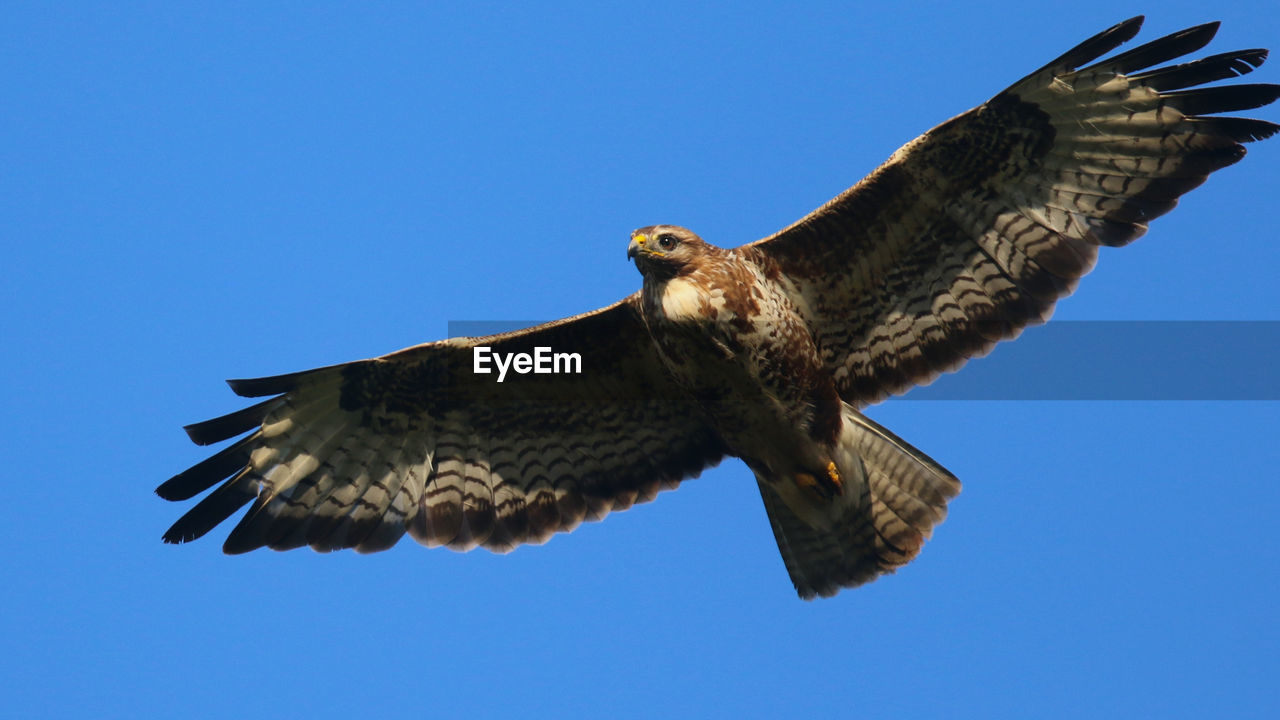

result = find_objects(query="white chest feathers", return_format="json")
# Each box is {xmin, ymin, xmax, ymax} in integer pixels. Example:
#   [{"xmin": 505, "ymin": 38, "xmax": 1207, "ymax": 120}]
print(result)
[{"xmin": 657, "ymin": 276, "xmax": 727, "ymax": 323}]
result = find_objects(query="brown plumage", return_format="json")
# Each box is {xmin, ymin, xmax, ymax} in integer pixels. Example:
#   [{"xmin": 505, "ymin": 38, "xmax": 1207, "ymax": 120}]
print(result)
[{"xmin": 159, "ymin": 17, "xmax": 1277, "ymax": 598}]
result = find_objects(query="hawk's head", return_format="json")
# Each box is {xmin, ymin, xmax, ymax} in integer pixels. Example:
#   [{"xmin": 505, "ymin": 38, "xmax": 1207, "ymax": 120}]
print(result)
[{"xmin": 627, "ymin": 225, "xmax": 707, "ymax": 280}]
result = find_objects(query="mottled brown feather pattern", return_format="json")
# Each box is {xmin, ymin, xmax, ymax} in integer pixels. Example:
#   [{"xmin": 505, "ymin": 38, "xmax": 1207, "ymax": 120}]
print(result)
[
  {"xmin": 751, "ymin": 17, "xmax": 1277, "ymax": 406},
  {"xmin": 163, "ymin": 298, "xmax": 727, "ymax": 555},
  {"xmin": 160, "ymin": 18, "xmax": 1275, "ymax": 599}
]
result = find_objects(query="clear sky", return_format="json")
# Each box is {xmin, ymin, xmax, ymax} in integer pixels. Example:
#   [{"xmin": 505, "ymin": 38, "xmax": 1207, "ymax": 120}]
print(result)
[{"xmin": 3, "ymin": 2, "xmax": 1278, "ymax": 718}]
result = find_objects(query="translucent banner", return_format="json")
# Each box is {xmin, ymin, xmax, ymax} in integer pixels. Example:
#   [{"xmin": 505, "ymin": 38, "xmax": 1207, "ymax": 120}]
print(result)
[{"xmin": 446, "ymin": 320, "xmax": 1280, "ymax": 401}]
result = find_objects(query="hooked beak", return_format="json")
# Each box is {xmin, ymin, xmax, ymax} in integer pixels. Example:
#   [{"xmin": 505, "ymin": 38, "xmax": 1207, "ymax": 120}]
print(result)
[{"xmin": 627, "ymin": 235, "xmax": 645, "ymax": 260}]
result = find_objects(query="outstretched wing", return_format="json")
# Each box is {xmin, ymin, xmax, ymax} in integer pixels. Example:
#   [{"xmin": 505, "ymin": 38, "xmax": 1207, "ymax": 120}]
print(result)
[
  {"xmin": 750, "ymin": 17, "xmax": 1279, "ymax": 406},
  {"xmin": 157, "ymin": 295, "xmax": 726, "ymax": 554}
]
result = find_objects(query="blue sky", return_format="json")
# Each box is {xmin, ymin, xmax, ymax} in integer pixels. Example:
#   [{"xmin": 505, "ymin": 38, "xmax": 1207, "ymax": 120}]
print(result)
[{"xmin": 3, "ymin": 2, "xmax": 1278, "ymax": 718}]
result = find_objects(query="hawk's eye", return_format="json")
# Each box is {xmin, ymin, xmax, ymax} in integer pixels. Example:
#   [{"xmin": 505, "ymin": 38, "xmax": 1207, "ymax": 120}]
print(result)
[{"xmin": 657, "ymin": 234, "xmax": 677, "ymax": 250}]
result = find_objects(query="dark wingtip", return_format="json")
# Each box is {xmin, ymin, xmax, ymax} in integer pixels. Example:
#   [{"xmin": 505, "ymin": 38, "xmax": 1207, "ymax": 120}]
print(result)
[
  {"xmin": 161, "ymin": 475, "xmax": 257, "ymax": 544},
  {"xmin": 183, "ymin": 397, "xmax": 281, "ymax": 446},
  {"xmin": 1233, "ymin": 49, "xmax": 1270, "ymax": 71},
  {"xmin": 1131, "ymin": 49, "xmax": 1271, "ymax": 91},
  {"xmin": 1024, "ymin": 16, "xmax": 1145, "ymax": 84},
  {"xmin": 227, "ymin": 362, "xmax": 347, "ymax": 398},
  {"xmin": 221, "ymin": 529, "xmax": 267, "ymax": 555},
  {"xmin": 1216, "ymin": 118, "xmax": 1280, "ymax": 142},
  {"xmin": 1099, "ymin": 21, "xmax": 1224, "ymax": 75},
  {"xmin": 1115, "ymin": 15, "xmax": 1146, "ymax": 35},
  {"xmin": 1163, "ymin": 83, "xmax": 1280, "ymax": 116},
  {"xmin": 227, "ymin": 372, "xmax": 299, "ymax": 398},
  {"xmin": 1108, "ymin": 15, "xmax": 1146, "ymax": 46},
  {"xmin": 1190, "ymin": 20, "xmax": 1221, "ymax": 38},
  {"xmin": 156, "ymin": 435, "xmax": 253, "ymax": 501}
]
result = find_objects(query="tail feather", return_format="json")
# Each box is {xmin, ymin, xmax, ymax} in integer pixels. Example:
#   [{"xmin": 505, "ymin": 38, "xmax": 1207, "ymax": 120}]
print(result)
[
  {"xmin": 759, "ymin": 407, "xmax": 960, "ymax": 599},
  {"xmin": 760, "ymin": 482, "xmax": 884, "ymax": 595},
  {"xmin": 846, "ymin": 411, "xmax": 958, "ymax": 511}
]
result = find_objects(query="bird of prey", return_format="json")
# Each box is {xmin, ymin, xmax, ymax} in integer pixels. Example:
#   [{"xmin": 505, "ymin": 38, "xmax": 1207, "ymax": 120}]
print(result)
[{"xmin": 158, "ymin": 17, "xmax": 1277, "ymax": 598}]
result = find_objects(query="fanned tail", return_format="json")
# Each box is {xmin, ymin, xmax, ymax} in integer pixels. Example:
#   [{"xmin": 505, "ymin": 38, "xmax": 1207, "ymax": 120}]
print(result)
[{"xmin": 758, "ymin": 406, "xmax": 960, "ymax": 599}]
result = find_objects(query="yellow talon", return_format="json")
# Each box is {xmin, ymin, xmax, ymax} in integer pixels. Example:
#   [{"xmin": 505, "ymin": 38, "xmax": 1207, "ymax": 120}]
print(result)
[
  {"xmin": 795, "ymin": 463, "xmax": 843, "ymax": 500},
  {"xmin": 826, "ymin": 461, "xmax": 843, "ymax": 495}
]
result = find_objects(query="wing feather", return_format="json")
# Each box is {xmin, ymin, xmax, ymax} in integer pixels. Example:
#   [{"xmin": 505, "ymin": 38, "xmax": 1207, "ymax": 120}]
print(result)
[
  {"xmin": 159, "ymin": 296, "xmax": 727, "ymax": 554},
  {"xmin": 751, "ymin": 17, "xmax": 1277, "ymax": 404}
]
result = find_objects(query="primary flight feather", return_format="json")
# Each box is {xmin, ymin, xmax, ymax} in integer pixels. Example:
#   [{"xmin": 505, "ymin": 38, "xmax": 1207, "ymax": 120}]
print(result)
[{"xmin": 159, "ymin": 17, "xmax": 1277, "ymax": 599}]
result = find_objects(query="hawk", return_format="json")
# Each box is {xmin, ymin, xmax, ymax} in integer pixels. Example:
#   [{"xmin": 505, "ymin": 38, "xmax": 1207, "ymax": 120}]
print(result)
[{"xmin": 159, "ymin": 17, "xmax": 1277, "ymax": 598}]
